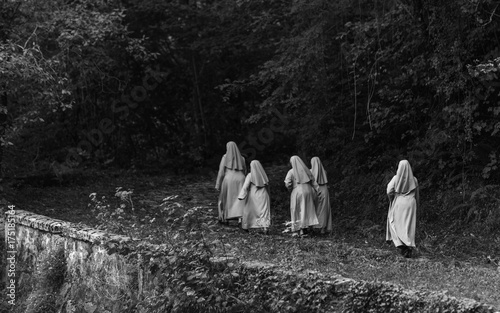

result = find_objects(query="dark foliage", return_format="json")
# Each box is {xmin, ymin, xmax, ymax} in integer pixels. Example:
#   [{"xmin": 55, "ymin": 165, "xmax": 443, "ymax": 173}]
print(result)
[{"xmin": 1, "ymin": 0, "xmax": 500, "ymax": 253}]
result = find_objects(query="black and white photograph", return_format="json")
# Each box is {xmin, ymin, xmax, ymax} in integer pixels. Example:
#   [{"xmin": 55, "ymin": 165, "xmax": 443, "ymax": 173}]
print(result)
[{"xmin": 1, "ymin": 0, "xmax": 500, "ymax": 312}]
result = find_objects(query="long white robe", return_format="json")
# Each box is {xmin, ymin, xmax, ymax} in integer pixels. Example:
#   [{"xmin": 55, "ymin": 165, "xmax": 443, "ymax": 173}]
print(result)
[
  {"xmin": 284, "ymin": 169, "xmax": 319, "ymax": 231},
  {"xmin": 313, "ymin": 184, "xmax": 332, "ymax": 232},
  {"xmin": 235, "ymin": 173, "xmax": 271, "ymax": 229},
  {"xmin": 386, "ymin": 176, "xmax": 419, "ymax": 247},
  {"xmin": 215, "ymin": 155, "xmax": 246, "ymax": 221},
  {"xmin": 310, "ymin": 157, "xmax": 332, "ymax": 232}
]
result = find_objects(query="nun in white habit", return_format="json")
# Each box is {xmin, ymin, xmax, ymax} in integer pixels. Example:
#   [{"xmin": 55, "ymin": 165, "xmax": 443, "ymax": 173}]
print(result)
[
  {"xmin": 284, "ymin": 155, "xmax": 320, "ymax": 236},
  {"xmin": 310, "ymin": 157, "xmax": 332, "ymax": 234},
  {"xmin": 215, "ymin": 141, "xmax": 246, "ymax": 223},
  {"xmin": 386, "ymin": 160, "xmax": 419, "ymax": 258},
  {"xmin": 235, "ymin": 160, "xmax": 271, "ymax": 233}
]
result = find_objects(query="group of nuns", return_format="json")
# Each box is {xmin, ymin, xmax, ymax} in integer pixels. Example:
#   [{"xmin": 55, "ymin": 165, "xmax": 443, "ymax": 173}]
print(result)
[{"xmin": 215, "ymin": 141, "xmax": 419, "ymax": 258}]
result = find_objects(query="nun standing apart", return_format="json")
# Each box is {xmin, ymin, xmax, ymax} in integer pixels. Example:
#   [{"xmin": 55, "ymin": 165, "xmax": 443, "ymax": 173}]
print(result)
[
  {"xmin": 284, "ymin": 156, "xmax": 320, "ymax": 237},
  {"xmin": 235, "ymin": 160, "xmax": 271, "ymax": 234},
  {"xmin": 310, "ymin": 157, "xmax": 333, "ymax": 234},
  {"xmin": 215, "ymin": 142, "xmax": 246, "ymax": 224},
  {"xmin": 386, "ymin": 160, "xmax": 420, "ymax": 258}
]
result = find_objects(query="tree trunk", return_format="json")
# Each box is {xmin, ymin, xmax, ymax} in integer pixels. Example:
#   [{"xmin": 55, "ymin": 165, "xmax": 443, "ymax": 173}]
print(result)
[{"xmin": 191, "ymin": 52, "xmax": 207, "ymax": 146}]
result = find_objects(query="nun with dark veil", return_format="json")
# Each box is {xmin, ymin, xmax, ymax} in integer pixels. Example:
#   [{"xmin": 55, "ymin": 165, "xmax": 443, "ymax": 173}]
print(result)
[
  {"xmin": 310, "ymin": 157, "xmax": 332, "ymax": 234},
  {"xmin": 215, "ymin": 141, "xmax": 246, "ymax": 223},
  {"xmin": 235, "ymin": 160, "xmax": 271, "ymax": 234},
  {"xmin": 284, "ymin": 155, "xmax": 320, "ymax": 237},
  {"xmin": 386, "ymin": 160, "xmax": 420, "ymax": 258}
]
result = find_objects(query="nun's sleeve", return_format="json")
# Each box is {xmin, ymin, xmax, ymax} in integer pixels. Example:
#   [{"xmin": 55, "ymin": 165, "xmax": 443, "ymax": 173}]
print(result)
[
  {"xmin": 414, "ymin": 177, "xmax": 420, "ymax": 208},
  {"xmin": 284, "ymin": 169, "xmax": 293, "ymax": 190},
  {"xmin": 386, "ymin": 175, "xmax": 396, "ymax": 202},
  {"xmin": 215, "ymin": 155, "xmax": 226, "ymax": 190},
  {"xmin": 311, "ymin": 177, "xmax": 320, "ymax": 193},
  {"xmin": 386, "ymin": 176, "xmax": 396, "ymax": 195},
  {"xmin": 238, "ymin": 174, "xmax": 251, "ymax": 200}
]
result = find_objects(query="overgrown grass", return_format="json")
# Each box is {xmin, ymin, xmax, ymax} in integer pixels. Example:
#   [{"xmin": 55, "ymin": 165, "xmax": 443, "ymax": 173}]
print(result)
[{"xmin": 5, "ymin": 165, "xmax": 500, "ymax": 310}]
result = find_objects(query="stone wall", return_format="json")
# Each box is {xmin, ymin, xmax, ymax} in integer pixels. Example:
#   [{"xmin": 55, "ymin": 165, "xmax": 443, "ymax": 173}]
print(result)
[
  {"xmin": 5, "ymin": 209, "xmax": 498, "ymax": 313},
  {"xmin": 10, "ymin": 210, "xmax": 136, "ymax": 313}
]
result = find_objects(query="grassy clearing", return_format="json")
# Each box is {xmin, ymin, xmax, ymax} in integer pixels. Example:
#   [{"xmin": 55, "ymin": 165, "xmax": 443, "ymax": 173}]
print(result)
[
  {"xmin": 5, "ymin": 166, "xmax": 500, "ymax": 310},
  {"xmin": 210, "ymin": 230, "xmax": 500, "ymax": 309}
]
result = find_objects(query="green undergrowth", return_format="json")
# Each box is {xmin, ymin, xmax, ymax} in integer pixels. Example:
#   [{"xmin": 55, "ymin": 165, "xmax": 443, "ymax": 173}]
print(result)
[
  {"xmin": 343, "ymin": 280, "xmax": 494, "ymax": 313},
  {"xmin": 4, "ymin": 166, "xmax": 500, "ymax": 311},
  {"xmin": 21, "ymin": 230, "xmax": 488, "ymax": 313},
  {"xmin": 127, "ymin": 235, "xmax": 345, "ymax": 313},
  {"xmin": 131, "ymin": 237, "xmax": 496, "ymax": 313},
  {"xmin": 15, "ymin": 240, "xmax": 66, "ymax": 313}
]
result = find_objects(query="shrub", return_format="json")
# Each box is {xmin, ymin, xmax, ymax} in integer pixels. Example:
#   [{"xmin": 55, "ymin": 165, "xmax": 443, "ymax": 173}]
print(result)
[{"xmin": 24, "ymin": 242, "xmax": 66, "ymax": 313}]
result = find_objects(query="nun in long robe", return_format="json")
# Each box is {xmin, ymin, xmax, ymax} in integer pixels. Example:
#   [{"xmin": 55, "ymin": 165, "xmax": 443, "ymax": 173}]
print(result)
[
  {"xmin": 284, "ymin": 156, "xmax": 320, "ymax": 236},
  {"xmin": 234, "ymin": 160, "xmax": 271, "ymax": 232},
  {"xmin": 215, "ymin": 142, "xmax": 246, "ymax": 223},
  {"xmin": 386, "ymin": 160, "xmax": 419, "ymax": 257},
  {"xmin": 310, "ymin": 157, "xmax": 332, "ymax": 234}
]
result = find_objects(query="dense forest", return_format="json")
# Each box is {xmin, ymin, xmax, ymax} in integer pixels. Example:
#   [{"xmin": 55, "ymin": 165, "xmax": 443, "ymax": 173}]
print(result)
[{"xmin": 1, "ymin": 0, "xmax": 500, "ymax": 233}]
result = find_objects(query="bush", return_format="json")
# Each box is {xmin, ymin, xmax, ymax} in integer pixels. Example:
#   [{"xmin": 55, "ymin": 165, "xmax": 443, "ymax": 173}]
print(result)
[
  {"xmin": 24, "ymin": 242, "xmax": 66, "ymax": 313},
  {"xmin": 343, "ymin": 280, "xmax": 494, "ymax": 313}
]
